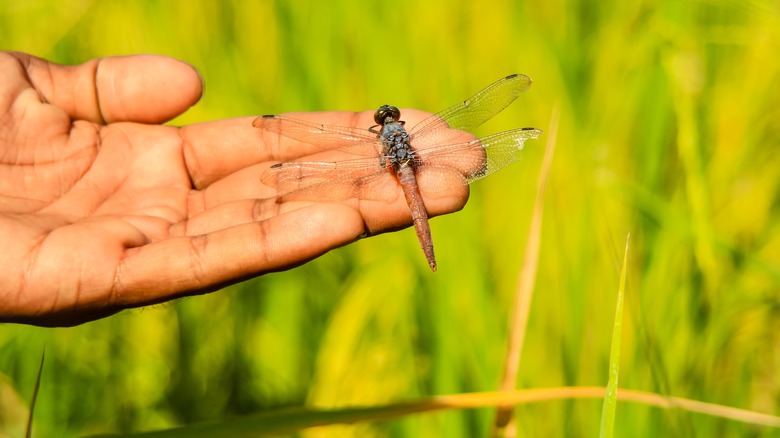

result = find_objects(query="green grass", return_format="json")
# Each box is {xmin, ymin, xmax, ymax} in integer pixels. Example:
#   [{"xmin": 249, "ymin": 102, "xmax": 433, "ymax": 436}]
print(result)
[
  {"xmin": 600, "ymin": 235, "xmax": 630, "ymax": 438},
  {"xmin": 1, "ymin": 0, "xmax": 779, "ymax": 436}
]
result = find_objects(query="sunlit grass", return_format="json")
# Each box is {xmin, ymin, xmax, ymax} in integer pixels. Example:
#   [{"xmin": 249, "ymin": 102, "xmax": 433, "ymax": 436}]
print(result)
[
  {"xmin": 0, "ymin": 0, "xmax": 778, "ymax": 436},
  {"xmin": 81, "ymin": 389, "xmax": 780, "ymax": 437},
  {"xmin": 600, "ymin": 235, "xmax": 630, "ymax": 438}
]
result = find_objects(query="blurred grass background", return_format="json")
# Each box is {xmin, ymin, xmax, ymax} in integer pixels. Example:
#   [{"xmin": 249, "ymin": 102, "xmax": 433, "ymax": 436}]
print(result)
[{"xmin": 1, "ymin": 0, "xmax": 779, "ymax": 436}]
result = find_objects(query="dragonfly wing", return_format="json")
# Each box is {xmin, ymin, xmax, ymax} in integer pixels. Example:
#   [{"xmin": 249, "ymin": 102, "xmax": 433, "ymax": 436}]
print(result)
[
  {"xmin": 261, "ymin": 157, "xmax": 389, "ymax": 200},
  {"xmin": 414, "ymin": 127, "xmax": 543, "ymax": 184},
  {"xmin": 254, "ymin": 115, "xmax": 382, "ymax": 156},
  {"xmin": 408, "ymin": 74, "xmax": 533, "ymax": 137}
]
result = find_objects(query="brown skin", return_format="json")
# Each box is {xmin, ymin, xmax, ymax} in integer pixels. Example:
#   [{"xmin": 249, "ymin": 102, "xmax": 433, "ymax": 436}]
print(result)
[{"xmin": 0, "ymin": 52, "xmax": 470, "ymax": 327}]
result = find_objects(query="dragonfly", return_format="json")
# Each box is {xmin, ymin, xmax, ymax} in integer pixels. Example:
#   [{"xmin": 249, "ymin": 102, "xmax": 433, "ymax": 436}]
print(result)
[{"xmin": 253, "ymin": 74, "xmax": 542, "ymax": 272}]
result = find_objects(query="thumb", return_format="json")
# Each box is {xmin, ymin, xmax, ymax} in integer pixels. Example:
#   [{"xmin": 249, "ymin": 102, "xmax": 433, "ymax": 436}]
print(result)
[{"xmin": 11, "ymin": 52, "xmax": 204, "ymax": 124}]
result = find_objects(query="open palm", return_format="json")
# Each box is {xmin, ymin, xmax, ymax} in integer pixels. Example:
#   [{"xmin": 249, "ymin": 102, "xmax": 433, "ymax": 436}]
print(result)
[{"xmin": 0, "ymin": 52, "xmax": 469, "ymax": 326}]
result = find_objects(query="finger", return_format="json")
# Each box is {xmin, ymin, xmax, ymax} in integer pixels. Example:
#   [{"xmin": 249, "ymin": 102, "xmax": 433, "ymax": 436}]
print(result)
[
  {"xmin": 169, "ymin": 197, "xmax": 293, "ymax": 237},
  {"xmin": 353, "ymin": 167, "xmax": 471, "ymax": 234},
  {"xmin": 112, "ymin": 203, "xmax": 364, "ymax": 308},
  {"xmin": 173, "ymin": 166, "xmax": 469, "ymax": 238},
  {"xmin": 10, "ymin": 52, "xmax": 203, "ymax": 124},
  {"xmin": 180, "ymin": 109, "xmax": 435, "ymax": 189},
  {"xmin": 183, "ymin": 162, "xmax": 277, "ymax": 218}
]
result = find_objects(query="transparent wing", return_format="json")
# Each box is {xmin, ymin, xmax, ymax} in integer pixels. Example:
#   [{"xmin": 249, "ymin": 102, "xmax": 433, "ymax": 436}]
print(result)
[
  {"xmin": 262, "ymin": 127, "xmax": 543, "ymax": 197},
  {"xmin": 414, "ymin": 127, "xmax": 543, "ymax": 183},
  {"xmin": 254, "ymin": 74, "xmax": 533, "ymax": 156},
  {"xmin": 261, "ymin": 157, "xmax": 385, "ymax": 197},
  {"xmin": 408, "ymin": 74, "xmax": 533, "ymax": 138},
  {"xmin": 253, "ymin": 115, "xmax": 382, "ymax": 156}
]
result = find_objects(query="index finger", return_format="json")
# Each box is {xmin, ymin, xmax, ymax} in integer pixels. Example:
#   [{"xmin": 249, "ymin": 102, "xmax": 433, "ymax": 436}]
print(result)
[{"xmin": 180, "ymin": 109, "xmax": 434, "ymax": 189}]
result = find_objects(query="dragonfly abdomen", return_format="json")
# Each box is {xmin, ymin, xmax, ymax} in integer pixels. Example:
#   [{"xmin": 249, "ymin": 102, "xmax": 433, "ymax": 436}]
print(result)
[{"xmin": 396, "ymin": 165, "xmax": 436, "ymax": 272}]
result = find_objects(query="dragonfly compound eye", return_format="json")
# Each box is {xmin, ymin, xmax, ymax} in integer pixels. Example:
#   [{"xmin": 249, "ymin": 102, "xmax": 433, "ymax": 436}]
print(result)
[{"xmin": 374, "ymin": 105, "xmax": 401, "ymax": 125}]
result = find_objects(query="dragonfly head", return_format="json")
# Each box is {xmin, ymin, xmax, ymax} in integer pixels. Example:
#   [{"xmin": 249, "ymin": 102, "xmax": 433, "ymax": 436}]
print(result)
[{"xmin": 374, "ymin": 105, "xmax": 401, "ymax": 126}]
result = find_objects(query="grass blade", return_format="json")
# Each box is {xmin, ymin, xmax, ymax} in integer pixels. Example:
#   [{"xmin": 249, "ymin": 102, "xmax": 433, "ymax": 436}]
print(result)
[
  {"xmin": 599, "ymin": 234, "xmax": 630, "ymax": 437},
  {"xmin": 25, "ymin": 349, "xmax": 45, "ymax": 438},
  {"xmin": 82, "ymin": 386, "xmax": 780, "ymax": 437}
]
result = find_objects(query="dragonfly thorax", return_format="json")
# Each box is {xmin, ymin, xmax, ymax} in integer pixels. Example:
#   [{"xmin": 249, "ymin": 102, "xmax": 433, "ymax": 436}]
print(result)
[{"xmin": 379, "ymin": 122, "xmax": 415, "ymax": 167}]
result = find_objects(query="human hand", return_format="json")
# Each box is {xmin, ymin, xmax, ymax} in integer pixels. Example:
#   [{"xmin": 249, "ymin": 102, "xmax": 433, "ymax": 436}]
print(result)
[{"xmin": 0, "ymin": 52, "xmax": 470, "ymax": 326}]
